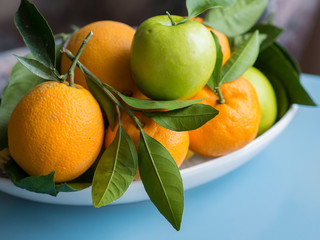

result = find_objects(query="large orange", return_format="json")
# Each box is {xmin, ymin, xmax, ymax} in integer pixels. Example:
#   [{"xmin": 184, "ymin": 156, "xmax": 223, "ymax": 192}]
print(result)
[
  {"xmin": 60, "ymin": 21, "xmax": 137, "ymax": 94},
  {"xmin": 189, "ymin": 77, "xmax": 261, "ymax": 157},
  {"xmin": 191, "ymin": 17, "xmax": 231, "ymax": 65},
  {"xmin": 8, "ymin": 81, "xmax": 104, "ymax": 183},
  {"xmin": 105, "ymin": 112, "xmax": 189, "ymax": 168}
]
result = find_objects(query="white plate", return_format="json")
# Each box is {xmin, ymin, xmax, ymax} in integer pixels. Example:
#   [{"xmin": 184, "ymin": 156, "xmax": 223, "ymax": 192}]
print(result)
[{"xmin": 0, "ymin": 105, "xmax": 298, "ymax": 206}]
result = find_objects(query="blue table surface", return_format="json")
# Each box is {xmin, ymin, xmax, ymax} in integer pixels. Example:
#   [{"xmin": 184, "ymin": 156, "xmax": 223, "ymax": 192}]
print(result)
[{"xmin": 1, "ymin": 74, "xmax": 319, "ymax": 240}]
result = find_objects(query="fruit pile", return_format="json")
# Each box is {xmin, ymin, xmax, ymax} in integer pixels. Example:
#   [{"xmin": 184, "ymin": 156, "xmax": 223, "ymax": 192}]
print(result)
[{"xmin": 0, "ymin": 0, "xmax": 315, "ymax": 230}]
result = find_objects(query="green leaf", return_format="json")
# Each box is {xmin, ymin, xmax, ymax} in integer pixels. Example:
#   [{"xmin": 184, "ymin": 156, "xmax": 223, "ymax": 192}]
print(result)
[
  {"xmin": 143, "ymin": 104, "xmax": 218, "ymax": 131},
  {"xmin": 274, "ymin": 42, "xmax": 301, "ymax": 75},
  {"xmin": 0, "ymin": 56, "xmax": 45, "ymax": 150},
  {"xmin": 138, "ymin": 131, "xmax": 184, "ymax": 231},
  {"xmin": 204, "ymin": 0, "xmax": 268, "ymax": 37},
  {"xmin": 85, "ymin": 74, "xmax": 115, "ymax": 129},
  {"xmin": 252, "ymin": 24, "xmax": 283, "ymax": 51},
  {"xmin": 14, "ymin": 0, "xmax": 56, "ymax": 68},
  {"xmin": 4, "ymin": 158, "xmax": 91, "ymax": 194},
  {"xmin": 55, "ymin": 182, "xmax": 91, "ymax": 192},
  {"xmin": 255, "ymin": 43, "xmax": 316, "ymax": 106},
  {"xmin": 186, "ymin": 0, "xmax": 236, "ymax": 19},
  {"xmin": 114, "ymin": 89, "xmax": 203, "ymax": 110},
  {"xmin": 231, "ymin": 24, "xmax": 283, "ymax": 52},
  {"xmin": 15, "ymin": 55, "xmax": 59, "ymax": 81},
  {"xmin": 55, "ymin": 164, "xmax": 95, "ymax": 192},
  {"xmin": 92, "ymin": 118, "xmax": 138, "ymax": 207},
  {"xmin": 4, "ymin": 159, "xmax": 58, "ymax": 196},
  {"xmin": 207, "ymin": 31, "xmax": 223, "ymax": 90},
  {"xmin": 263, "ymin": 73, "xmax": 289, "ymax": 120},
  {"xmin": 220, "ymin": 31, "xmax": 260, "ymax": 85}
]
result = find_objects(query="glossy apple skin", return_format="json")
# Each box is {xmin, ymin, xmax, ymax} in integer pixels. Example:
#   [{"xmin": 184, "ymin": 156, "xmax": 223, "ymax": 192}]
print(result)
[
  {"xmin": 130, "ymin": 15, "xmax": 216, "ymax": 100},
  {"xmin": 243, "ymin": 67, "xmax": 278, "ymax": 135}
]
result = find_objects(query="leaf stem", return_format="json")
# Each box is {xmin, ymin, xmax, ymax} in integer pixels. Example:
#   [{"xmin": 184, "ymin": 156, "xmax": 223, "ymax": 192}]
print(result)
[
  {"xmin": 54, "ymin": 33, "xmax": 69, "ymax": 41},
  {"xmin": 63, "ymin": 49, "xmax": 144, "ymax": 128},
  {"xmin": 214, "ymin": 87, "xmax": 226, "ymax": 104},
  {"xmin": 166, "ymin": 11, "xmax": 176, "ymax": 26},
  {"xmin": 64, "ymin": 31, "xmax": 93, "ymax": 87}
]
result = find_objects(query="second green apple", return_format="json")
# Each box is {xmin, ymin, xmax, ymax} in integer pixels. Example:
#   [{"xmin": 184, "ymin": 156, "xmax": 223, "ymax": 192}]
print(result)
[
  {"xmin": 130, "ymin": 15, "xmax": 216, "ymax": 100},
  {"xmin": 243, "ymin": 67, "xmax": 278, "ymax": 135}
]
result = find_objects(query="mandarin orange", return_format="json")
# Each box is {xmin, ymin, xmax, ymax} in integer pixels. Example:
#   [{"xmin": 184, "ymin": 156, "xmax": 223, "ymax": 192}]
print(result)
[
  {"xmin": 8, "ymin": 81, "xmax": 104, "ymax": 183},
  {"xmin": 60, "ymin": 21, "xmax": 137, "ymax": 94},
  {"xmin": 189, "ymin": 77, "xmax": 261, "ymax": 157}
]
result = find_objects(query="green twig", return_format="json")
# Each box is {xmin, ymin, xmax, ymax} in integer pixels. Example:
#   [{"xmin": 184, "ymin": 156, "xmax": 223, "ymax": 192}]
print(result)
[
  {"xmin": 63, "ymin": 31, "xmax": 93, "ymax": 87},
  {"xmin": 215, "ymin": 87, "xmax": 226, "ymax": 104},
  {"xmin": 63, "ymin": 49, "xmax": 144, "ymax": 128}
]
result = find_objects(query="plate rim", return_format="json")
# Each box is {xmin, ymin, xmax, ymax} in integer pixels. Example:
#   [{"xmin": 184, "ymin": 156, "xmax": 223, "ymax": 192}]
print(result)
[{"xmin": 0, "ymin": 104, "xmax": 298, "ymax": 206}]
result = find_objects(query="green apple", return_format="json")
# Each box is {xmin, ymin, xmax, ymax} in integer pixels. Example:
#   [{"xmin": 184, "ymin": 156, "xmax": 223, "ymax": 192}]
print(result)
[
  {"xmin": 243, "ymin": 67, "xmax": 278, "ymax": 135},
  {"xmin": 130, "ymin": 15, "xmax": 216, "ymax": 100}
]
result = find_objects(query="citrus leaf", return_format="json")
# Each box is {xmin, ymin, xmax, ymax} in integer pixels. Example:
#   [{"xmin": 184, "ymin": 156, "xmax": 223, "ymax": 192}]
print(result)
[
  {"xmin": 230, "ymin": 24, "xmax": 283, "ymax": 52},
  {"xmin": 255, "ymin": 43, "xmax": 316, "ymax": 106},
  {"xmin": 55, "ymin": 182, "xmax": 91, "ymax": 192},
  {"xmin": 85, "ymin": 74, "xmax": 115, "ymax": 129},
  {"xmin": 262, "ymin": 72, "xmax": 289, "ymax": 120},
  {"xmin": 207, "ymin": 31, "xmax": 223, "ymax": 90},
  {"xmin": 55, "ymin": 164, "xmax": 95, "ymax": 192},
  {"xmin": 143, "ymin": 104, "xmax": 218, "ymax": 131},
  {"xmin": 4, "ymin": 159, "xmax": 58, "ymax": 196},
  {"xmin": 14, "ymin": 0, "xmax": 56, "ymax": 68},
  {"xmin": 274, "ymin": 42, "xmax": 301, "ymax": 75},
  {"xmin": 220, "ymin": 31, "xmax": 259, "ymax": 85},
  {"xmin": 92, "ymin": 118, "xmax": 138, "ymax": 207},
  {"xmin": 186, "ymin": 0, "xmax": 236, "ymax": 19},
  {"xmin": 0, "ymin": 56, "xmax": 45, "ymax": 150},
  {"xmin": 114, "ymin": 89, "xmax": 202, "ymax": 110},
  {"xmin": 15, "ymin": 55, "xmax": 59, "ymax": 81},
  {"xmin": 251, "ymin": 24, "xmax": 283, "ymax": 51},
  {"xmin": 138, "ymin": 131, "xmax": 184, "ymax": 231},
  {"xmin": 204, "ymin": 0, "xmax": 268, "ymax": 37}
]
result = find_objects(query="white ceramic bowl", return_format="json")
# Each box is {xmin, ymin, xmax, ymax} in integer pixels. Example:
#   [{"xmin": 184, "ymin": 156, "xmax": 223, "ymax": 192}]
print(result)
[{"xmin": 0, "ymin": 105, "xmax": 298, "ymax": 206}]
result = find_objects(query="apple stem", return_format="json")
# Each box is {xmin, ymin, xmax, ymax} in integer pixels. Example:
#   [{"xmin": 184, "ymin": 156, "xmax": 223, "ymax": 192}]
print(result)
[
  {"xmin": 166, "ymin": 11, "xmax": 176, "ymax": 26},
  {"xmin": 215, "ymin": 87, "xmax": 226, "ymax": 104}
]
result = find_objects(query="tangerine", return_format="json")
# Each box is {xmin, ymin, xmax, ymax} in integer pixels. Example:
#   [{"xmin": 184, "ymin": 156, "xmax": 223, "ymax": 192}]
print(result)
[
  {"xmin": 8, "ymin": 81, "xmax": 104, "ymax": 183},
  {"xmin": 189, "ymin": 77, "xmax": 261, "ymax": 157},
  {"xmin": 105, "ymin": 112, "xmax": 189, "ymax": 169},
  {"xmin": 60, "ymin": 21, "xmax": 137, "ymax": 94},
  {"xmin": 191, "ymin": 17, "xmax": 231, "ymax": 65}
]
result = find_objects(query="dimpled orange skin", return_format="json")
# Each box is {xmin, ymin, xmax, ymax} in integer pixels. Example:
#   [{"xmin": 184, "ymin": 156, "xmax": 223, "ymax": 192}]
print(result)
[
  {"xmin": 60, "ymin": 21, "xmax": 137, "ymax": 93},
  {"xmin": 191, "ymin": 17, "xmax": 231, "ymax": 65},
  {"xmin": 105, "ymin": 112, "xmax": 189, "ymax": 168},
  {"xmin": 8, "ymin": 81, "xmax": 104, "ymax": 183},
  {"xmin": 189, "ymin": 77, "xmax": 261, "ymax": 157}
]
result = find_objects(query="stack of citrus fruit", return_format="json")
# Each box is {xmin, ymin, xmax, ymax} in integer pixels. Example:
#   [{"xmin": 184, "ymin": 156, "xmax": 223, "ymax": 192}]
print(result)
[{"xmin": 7, "ymin": 16, "xmax": 272, "ymax": 182}]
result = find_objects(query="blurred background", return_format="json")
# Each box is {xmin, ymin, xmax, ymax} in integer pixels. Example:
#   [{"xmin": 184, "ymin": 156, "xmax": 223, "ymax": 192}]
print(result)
[{"xmin": 0, "ymin": 0, "xmax": 319, "ymax": 75}]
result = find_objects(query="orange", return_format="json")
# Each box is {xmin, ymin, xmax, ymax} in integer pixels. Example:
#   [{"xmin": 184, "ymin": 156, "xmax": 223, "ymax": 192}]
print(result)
[
  {"xmin": 60, "ymin": 21, "xmax": 137, "ymax": 94},
  {"xmin": 8, "ymin": 81, "xmax": 105, "ymax": 183},
  {"xmin": 189, "ymin": 77, "xmax": 261, "ymax": 157},
  {"xmin": 191, "ymin": 17, "xmax": 231, "ymax": 65},
  {"xmin": 105, "ymin": 112, "xmax": 189, "ymax": 169}
]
